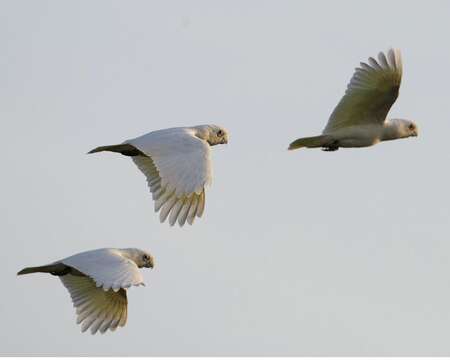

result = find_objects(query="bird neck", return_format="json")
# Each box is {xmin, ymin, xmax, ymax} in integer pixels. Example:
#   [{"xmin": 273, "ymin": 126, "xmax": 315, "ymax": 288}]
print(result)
[
  {"xmin": 192, "ymin": 125, "xmax": 210, "ymax": 141},
  {"xmin": 119, "ymin": 248, "xmax": 139, "ymax": 263},
  {"xmin": 381, "ymin": 121, "xmax": 402, "ymax": 141}
]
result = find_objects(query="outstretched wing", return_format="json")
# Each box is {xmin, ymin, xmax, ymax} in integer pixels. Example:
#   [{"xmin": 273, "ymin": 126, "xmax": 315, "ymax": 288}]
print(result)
[
  {"xmin": 60, "ymin": 274, "xmax": 128, "ymax": 334},
  {"xmin": 61, "ymin": 248, "xmax": 145, "ymax": 291},
  {"xmin": 323, "ymin": 49, "xmax": 402, "ymax": 134},
  {"xmin": 127, "ymin": 128, "xmax": 211, "ymax": 227}
]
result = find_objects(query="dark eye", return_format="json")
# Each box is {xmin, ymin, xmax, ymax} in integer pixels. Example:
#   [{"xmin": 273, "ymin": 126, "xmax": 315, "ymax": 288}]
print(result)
[
  {"xmin": 142, "ymin": 255, "xmax": 148, "ymax": 261},
  {"xmin": 408, "ymin": 124, "xmax": 415, "ymax": 130},
  {"xmin": 217, "ymin": 130, "xmax": 223, "ymax": 137}
]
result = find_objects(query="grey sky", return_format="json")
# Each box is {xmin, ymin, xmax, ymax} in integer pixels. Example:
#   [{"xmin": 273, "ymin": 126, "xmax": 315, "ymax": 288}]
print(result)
[{"xmin": 2, "ymin": 0, "xmax": 450, "ymax": 356}]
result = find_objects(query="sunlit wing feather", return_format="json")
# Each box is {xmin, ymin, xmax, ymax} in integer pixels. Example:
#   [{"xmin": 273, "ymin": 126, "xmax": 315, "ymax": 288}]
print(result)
[
  {"xmin": 60, "ymin": 274, "xmax": 128, "ymax": 334},
  {"xmin": 323, "ymin": 48, "xmax": 402, "ymax": 134}
]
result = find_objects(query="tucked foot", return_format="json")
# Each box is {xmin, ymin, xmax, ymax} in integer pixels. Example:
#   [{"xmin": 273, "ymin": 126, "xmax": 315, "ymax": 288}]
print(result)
[{"xmin": 322, "ymin": 141, "xmax": 339, "ymax": 151}]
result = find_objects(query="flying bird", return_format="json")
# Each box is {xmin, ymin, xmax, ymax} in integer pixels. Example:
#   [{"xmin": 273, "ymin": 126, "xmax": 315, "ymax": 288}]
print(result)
[
  {"xmin": 88, "ymin": 125, "xmax": 228, "ymax": 227},
  {"xmin": 289, "ymin": 49, "xmax": 418, "ymax": 151},
  {"xmin": 17, "ymin": 248, "xmax": 154, "ymax": 335}
]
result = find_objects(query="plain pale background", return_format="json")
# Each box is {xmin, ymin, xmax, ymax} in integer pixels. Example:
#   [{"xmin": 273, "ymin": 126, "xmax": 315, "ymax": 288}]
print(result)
[{"xmin": 2, "ymin": 0, "xmax": 450, "ymax": 356}]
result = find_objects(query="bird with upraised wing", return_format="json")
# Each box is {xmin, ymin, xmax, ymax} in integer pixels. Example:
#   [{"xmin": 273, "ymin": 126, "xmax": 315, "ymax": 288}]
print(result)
[{"xmin": 289, "ymin": 49, "xmax": 418, "ymax": 151}]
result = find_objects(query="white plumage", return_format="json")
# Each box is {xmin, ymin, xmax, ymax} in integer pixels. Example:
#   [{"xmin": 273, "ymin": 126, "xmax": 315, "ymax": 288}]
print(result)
[
  {"xmin": 89, "ymin": 125, "xmax": 228, "ymax": 227},
  {"xmin": 61, "ymin": 248, "xmax": 146, "ymax": 291},
  {"xmin": 289, "ymin": 49, "xmax": 418, "ymax": 151},
  {"xmin": 17, "ymin": 248, "xmax": 154, "ymax": 334}
]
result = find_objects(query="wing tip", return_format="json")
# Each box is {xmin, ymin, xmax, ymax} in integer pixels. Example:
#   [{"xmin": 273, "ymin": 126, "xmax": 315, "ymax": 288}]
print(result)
[{"xmin": 386, "ymin": 47, "xmax": 402, "ymax": 70}]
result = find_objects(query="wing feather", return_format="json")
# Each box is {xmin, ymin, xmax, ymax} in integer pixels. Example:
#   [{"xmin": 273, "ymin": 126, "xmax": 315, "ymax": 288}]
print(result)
[
  {"xmin": 119, "ymin": 305, "xmax": 128, "ymax": 327},
  {"xmin": 60, "ymin": 274, "xmax": 128, "ymax": 334},
  {"xmin": 159, "ymin": 194, "xmax": 178, "ymax": 223},
  {"xmin": 110, "ymin": 303, "xmax": 125, "ymax": 331},
  {"xmin": 61, "ymin": 248, "xmax": 144, "ymax": 291},
  {"xmin": 196, "ymin": 191, "xmax": 205, "ymax": 218},
  {"xmin": 323, "ymin": 48, "xmax": 402, "ymax": 133},
  {"xmin": 155, "ymin": 189, "xmax": 175, "ymax": 212},
  {"xmin": 178, "ymin": 196, "xmax": 193, "ymax": 227},
  {"xmin": 187, "ymin": 196, "xmax": 199, "ymax": 225},
  {"xmin": 169, "ymin": 198, "xmax": 185, "ymax": 226},
  {"xmin": 128, "ymin": 128, "xmax": 212, "ymax": 226}
]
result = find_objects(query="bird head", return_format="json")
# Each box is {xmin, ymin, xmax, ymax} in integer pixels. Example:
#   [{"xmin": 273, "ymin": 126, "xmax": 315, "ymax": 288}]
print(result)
[
  {"xmin": 121, "ymin": 248, "xmax": 154, "ymax": 269},
  {"xmin": 389, "ymin": 118, "xmax": 419, "ymax": 139},
  {"xmin": 194, "ymin": 125, "xmax": 229, "ymax": 146}
]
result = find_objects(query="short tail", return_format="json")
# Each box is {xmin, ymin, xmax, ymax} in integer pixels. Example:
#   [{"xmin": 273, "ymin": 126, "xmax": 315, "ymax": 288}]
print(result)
[
  {"xmin": 288, "ymin": 135, "xmax": 332, "ymax": 150},
  {"xmin": 87, "ymin": 144, "xmax": 143, "ymax": 157}
]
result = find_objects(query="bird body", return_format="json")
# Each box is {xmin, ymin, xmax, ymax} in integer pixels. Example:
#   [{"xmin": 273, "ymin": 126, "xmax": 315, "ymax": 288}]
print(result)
[
  {"xmin": 18, "ymin": 248, "xmax": 154, "ymax": 334},
  {"xmin": 289, "ymin": 49, "xmax": 418, "ymax": 151},
  {"xmin": 89, "ymin": 125, "xmax": 228, "ymax": 226}
]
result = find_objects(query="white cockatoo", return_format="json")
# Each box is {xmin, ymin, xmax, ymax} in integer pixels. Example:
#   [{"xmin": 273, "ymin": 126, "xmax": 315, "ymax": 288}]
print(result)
[
  {"xmin": 17, "ymin": 248, "xmax": 154, "ymax": 335},
  {"xmin": 88, "ymin": 125, "xmax": 229, "ymax": 227},
  {"xmin": 289, "ymin": 49, "xmax": 418, "ymax": 151}
]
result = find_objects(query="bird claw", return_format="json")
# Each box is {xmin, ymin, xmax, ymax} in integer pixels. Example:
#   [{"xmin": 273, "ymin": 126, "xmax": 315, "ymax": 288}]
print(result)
[
  {"xmin": 322, "ymin": 140, "xmax": 339, "ymax": 151},
  {"xmin": 322, "ymin": 145, "xmax": 339, "ymax": 152}
]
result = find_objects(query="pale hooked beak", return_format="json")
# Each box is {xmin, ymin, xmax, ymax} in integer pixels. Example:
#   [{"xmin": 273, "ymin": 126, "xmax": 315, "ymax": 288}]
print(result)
[{"xmin": 221, "ymin": 137, "xmax": 228, "ymax": 144}]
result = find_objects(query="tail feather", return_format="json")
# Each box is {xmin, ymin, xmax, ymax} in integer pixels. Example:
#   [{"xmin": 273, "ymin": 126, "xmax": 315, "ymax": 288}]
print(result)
[
  {"xmin": 87, "ymin": 144, "xmax": 144, "ymax": 157},
  {"xmin": 17, "ymin": 263, "xmax": 69, "ymax": 276},
  {"xmin": 288, "ymin": 135, "xmax": 332, "ymax": 150}
]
